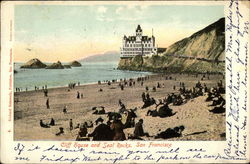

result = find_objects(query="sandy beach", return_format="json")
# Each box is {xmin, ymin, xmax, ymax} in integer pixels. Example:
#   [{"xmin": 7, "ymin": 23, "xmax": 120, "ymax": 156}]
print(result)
[{"xmin": 14, "ymin": 73, "xmax": 225, "ymax": 141}]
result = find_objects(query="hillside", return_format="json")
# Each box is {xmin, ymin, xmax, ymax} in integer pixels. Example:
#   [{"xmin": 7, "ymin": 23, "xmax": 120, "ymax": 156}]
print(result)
[
  {"xmin": 81, "ymin": 51, "xmax": 120, "ymax": 62},
  {"xmin": 118, "ymin": 18, "xmax": 225, "ymax": 74}
]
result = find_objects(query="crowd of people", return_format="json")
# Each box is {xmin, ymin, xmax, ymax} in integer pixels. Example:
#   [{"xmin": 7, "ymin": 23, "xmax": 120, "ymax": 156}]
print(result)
[{"xmin": 35, "ymin": 73, "xmax": 225, "ymax": 141}]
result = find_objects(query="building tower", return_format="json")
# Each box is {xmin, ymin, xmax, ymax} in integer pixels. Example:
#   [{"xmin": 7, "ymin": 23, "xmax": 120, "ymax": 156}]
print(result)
[{"xmin": 136, "ymin": 25, "xmax": 142, "ymax": 41}]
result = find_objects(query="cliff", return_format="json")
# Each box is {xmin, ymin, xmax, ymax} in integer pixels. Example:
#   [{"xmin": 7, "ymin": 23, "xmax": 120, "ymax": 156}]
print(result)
[
  {"xmin": 118, "ymin": 18, "xmax": 225, "ymax": 74},
  {"xmin": 20, "ymin": 58, "xmax": 47, "ymax": 69}
]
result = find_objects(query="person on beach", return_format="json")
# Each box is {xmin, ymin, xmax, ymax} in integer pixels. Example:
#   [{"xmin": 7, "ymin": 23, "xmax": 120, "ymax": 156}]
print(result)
[
  {"xmin": 147, "ymin": 102, "xmax": 175, "ymax": 118},
  {"xmin": 129, "ymin": 81, "xmax": 132, "ymax": 87},
  {"xmin": 88, "ymin": 118, "xmax": 113, "ymax": 141},
  {"xmin": 46, "ymin": 98, "xmax": 50, "ymax": 109},
  {"xmin": 155, "ymin": 126, "xmax": 185, "ymax": 139},
  {"xmin": 110, "ymin": 117, "xmax": 126, "ymax": 141},
  {"xmin": 107, "ymin": 112, "xmax": 122, "ymax": 121},
  {"xmin": 44, "ymin": 89, "xmax": 48, "ymax": 97},
  {"xmin": 75, "ymin": 123, "xmax": 80, "ymax": 129},
  {"xmin": 123, "ymin": 110, "xmax": 136, "ymax": 128},
  {"xmin": 76, "ymin": 123, "xmax": 88, "ymax": 140},
  {"xmin": 69, "ymin": 119, "xmax": 73, "ymax": 131},
  {"xmin": 146, "ymin": 93, "xmax": 150, "ymax": 100},
  {"xmin": 210, "ymin": 94, "xmax": 225, "ymax": 106},
  {"xmin": 63, "ymin": 105, "xmax": 68, "ymax": 114},
  {"xmin": 120, "ymin": 84, "xmax": 124, "ymax": 90},
  {"xmin": 209, "ymin": 104, "xmax": 225, "ymax": 113},
  {"xmin": 49, "ymin": 118, "xmax": 55, "ymax": 126},
  {"xmin": 133, "ymin": 119, "xmax": 149, "ymax": 138},
  {"xmin": 81, "ymin": 93, "xmax": 83, "ymax": 99},
  {"xmin": 40, "ymin": 120, "xmax": 50, "ymax": 128},
  {"xmin": 157, "ymin": 82, "xmax": 161, "ymax": 88},
  {"xmin": 56, "ymin": 127, "xmax": 64, "ymax": 136},
  {"xmin": 92, "ymin": 106, "xmax": 106, "ymax": 114},
  {"xmin": 141, "ymin": 92, "xmax": 146, "ymax": 102},
  {"xmin": 118, "ymin": 100, "xmax": 126, "ymax": 113},
  {"xmin": 77, "ymin": 91, "xmax": 80, "ymax": 99}
]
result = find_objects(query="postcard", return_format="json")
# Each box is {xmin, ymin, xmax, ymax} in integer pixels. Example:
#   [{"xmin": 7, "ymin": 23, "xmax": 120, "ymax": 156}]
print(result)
[{"xmin": 1, "ymin": 0, "xmax": 249, "ymax": 163}]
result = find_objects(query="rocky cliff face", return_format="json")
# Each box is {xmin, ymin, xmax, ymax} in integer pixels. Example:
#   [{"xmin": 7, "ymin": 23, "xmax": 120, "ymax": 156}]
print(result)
[
  {"xmin": 20, "ymin": 58, "xmax": 47, "ymax": 69},
  {"xmin": 118, "ymin": 18, "xmax": 225, "ymax": 74}
]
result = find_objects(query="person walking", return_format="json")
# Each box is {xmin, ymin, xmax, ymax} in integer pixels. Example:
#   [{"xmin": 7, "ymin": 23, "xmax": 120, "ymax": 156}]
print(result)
[{"xmin": 46, "ymin": 98, "xmax": 50, "ymax": 109}]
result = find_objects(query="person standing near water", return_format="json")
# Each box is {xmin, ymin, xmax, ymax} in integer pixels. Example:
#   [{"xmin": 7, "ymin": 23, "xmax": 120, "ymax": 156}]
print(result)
[
  {"xmin": 46, "ymin": 98, "xmax": 50, "ymax": 109},
  {"xmin": 63, "ymin": 105, "xmax": 67, "ymax": 114},
  {"xmin": 77, "ymin": 91, "xmax": 80, "ymax": 99},
  {"xmin": 69, "ymin": 119, "xmax": 73, "ymax": 131}
]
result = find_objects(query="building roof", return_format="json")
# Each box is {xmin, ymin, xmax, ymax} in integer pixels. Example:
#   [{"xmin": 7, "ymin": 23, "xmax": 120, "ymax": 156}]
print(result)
[
  {"xmin": 126, "ymin": 36, "xmax": 136, "ymax": 41},
  {"xmin": 124, "ymin": 35, "xmax": 152, "ymax": 42},
  {"xmin": 136, "ymin": 25, "xmax": 142, "ymax": 32}
]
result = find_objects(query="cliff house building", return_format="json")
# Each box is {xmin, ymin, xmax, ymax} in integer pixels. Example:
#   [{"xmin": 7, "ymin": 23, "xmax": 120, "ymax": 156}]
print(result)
[{"xmin": 120, "ymin": 25, "xmax": 157, "ymax": 58}]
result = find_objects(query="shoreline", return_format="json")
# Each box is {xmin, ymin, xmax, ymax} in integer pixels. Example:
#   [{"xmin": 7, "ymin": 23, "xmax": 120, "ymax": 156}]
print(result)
[
  {"xmin": 14, "ymin": 72, "xmax": 223, "ymax": 93},
  {"xmin": 14, "ymin": 74, "xmax": 153, "ymax": 93}
]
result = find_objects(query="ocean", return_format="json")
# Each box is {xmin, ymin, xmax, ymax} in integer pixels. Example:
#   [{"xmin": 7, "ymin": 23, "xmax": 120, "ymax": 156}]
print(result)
[{"xmin": 14, "ymin": 61, "xmax": 153, "ymax": 91}]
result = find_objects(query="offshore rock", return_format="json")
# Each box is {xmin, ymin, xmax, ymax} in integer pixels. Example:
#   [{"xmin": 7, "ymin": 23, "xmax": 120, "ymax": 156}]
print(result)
[
  {"xmin": 46, "ymin": 61, "xmax": 65, "ymax": 69},
  {"xmin": 69, "ymin": 61, "xmax": 82, "ymax": 67},
  {"xmin": 20, "ymin": 58, "xmax": 47, "ymax": 69}
]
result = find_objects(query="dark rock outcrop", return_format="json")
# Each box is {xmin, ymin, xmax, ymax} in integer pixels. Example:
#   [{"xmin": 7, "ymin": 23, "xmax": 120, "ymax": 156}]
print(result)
[
  {"xmin": 63, "ymin": 65, "xmax": 72, "ymax": 69},
  {"xmin": 20, "ymin": 58, "xmax": 47, "ymax": 69},
  {"xmin": 46, "ymin": 61, "xmax": 65, "ymax": 69},
  {"xmin": 69, "ymin": 61, "xmax": 82, "ymax": 67}
]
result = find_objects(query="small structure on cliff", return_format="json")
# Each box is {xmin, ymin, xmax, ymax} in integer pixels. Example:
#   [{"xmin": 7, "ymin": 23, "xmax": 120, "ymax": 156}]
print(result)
[{"xmin": 120, "ymin": 25, "xmax": 157, "ymax": 58}]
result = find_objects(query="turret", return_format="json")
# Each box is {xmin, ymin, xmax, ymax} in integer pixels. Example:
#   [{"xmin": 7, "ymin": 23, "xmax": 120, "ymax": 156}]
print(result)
[{"xmin": 136, "ymin": 25, "xmax": 142, "ymax": 40}]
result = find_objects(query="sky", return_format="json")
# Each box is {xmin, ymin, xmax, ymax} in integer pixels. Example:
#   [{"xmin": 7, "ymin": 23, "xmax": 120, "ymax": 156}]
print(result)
[{"xmin": 14, "ymin": 4, "xmax": 224, "ymax": 62}]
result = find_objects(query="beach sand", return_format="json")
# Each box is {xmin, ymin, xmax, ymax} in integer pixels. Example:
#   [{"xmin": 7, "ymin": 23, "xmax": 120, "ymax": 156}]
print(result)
[{"xmin": 14, "ymin": 74, "xmax": 225, "ymax": 141}]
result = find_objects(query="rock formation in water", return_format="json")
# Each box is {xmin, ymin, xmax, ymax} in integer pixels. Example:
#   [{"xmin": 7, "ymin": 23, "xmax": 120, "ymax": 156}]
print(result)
[
  {"xmin": 118, "ymin": 18, "xmax": 225, "ymax": 74},
  {"xmin": 63, "ymin": 65, "xmax": 72, "ymax": 69},
  {"xmin": 46, "ymin": 61, "xmax": 65, "ymax": 69},
  {"xmin": 69, "ymin": 61, "xmax": 82, "ymax": 67},
  {"xmin": 20, "ymin": 58, "xmax": 47, "ymax": 69}
]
